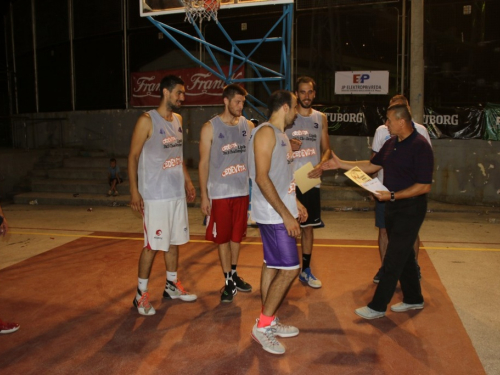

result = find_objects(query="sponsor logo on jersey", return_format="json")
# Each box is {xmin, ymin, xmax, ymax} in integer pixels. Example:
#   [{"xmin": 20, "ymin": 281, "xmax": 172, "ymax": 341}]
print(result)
[
  {"xmin": 218, "ymin": 133, "xmax": 225, "ymax": 139},
  {"xmin": 221, "ymin": 142, "xmax": 238, "ymax": 152},
  {"xmin": 281, "ymin": 140, "xmax": 287, "ymax": 147},
  {"xmin": 221, "ymin": 164, "xmax": 247, "ymax": 177},
  {"xmin": 293, "ymin": 148, "xmax": 317, "ymax": 159},
  {"xmin": 154, "ymin": 229, "xmax": 163, "ymax": 240},
  {"xmin": 221, "ymin": 142, "xmax": 246, "ymax": 155},
  {"xmin": 292, "ymin": 130, "xmax": 309, "ymax": 136},
  {"xmin": 162, "ymin": 157, "xmax": 182, "ymax": 170},
  {"xmin": 159, "ymin": 128, "xmax": 165, "ymax": 135},
  {"xmin": 162, "ymin": 136, "xmax": 177, "ymax": 145},
  {"xmin": 178, "ymin": 127, "xmax": 182, "ymax": 133}
]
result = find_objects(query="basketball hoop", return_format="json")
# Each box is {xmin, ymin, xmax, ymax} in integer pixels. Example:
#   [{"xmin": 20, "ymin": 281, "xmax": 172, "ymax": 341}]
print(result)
[{"xmin": 182, "ymin": 0, "xmax": 221, "ymax": 24}]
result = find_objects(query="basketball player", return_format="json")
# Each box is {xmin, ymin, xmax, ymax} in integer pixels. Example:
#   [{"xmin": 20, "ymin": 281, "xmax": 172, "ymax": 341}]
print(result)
[
  {"xmin": 128, "ymin": 75, "xmax": 197, "ymax": 316},
  {"xmin": 199, "ymin": 83, "xmax": 254, "ymax": 303},
  {"xmin": 249, "ymin": 90, "xmax": 308, "ymax": 355},
  {"xmin": 285, "ymin": 76, "xmax": 330, "ymax": 289}
]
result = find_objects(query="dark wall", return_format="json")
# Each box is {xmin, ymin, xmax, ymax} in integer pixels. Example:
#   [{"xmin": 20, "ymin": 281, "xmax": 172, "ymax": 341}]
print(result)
[{"xmin": 1, "ymin": 0, "xmax": 499, "ymax": 116}]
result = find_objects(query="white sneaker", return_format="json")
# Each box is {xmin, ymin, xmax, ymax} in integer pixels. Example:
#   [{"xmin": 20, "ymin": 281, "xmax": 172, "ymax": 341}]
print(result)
[
  {"xmin": 299, "ymin": 268, "xmax": 322, "ymax": 288},
  {"xmin": 163, "ymin": 280, "xmax": 197, "ymax": 302},
  {"xmin": 355, "ymin": 306, "xmax": 385, "ymax": 320},
  {"xmin": 251, "ymin": 320, "xmax": 286, "ymax": 355},
  {"xmin": 271, "ymin": 317, "xmax": 299, "ymax": 338},
  {"xmin": 133, "ymin": 288, "xmax": 156, "ymax": 316},
  {"xmin": 391, "ymin": 302, "xmax": 424, "ymax": 312}
]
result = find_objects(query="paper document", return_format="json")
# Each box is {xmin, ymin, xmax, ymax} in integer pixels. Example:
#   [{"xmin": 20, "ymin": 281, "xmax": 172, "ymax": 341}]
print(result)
[
  {"xmin": 293, "ymin": 162, "xmax": 321, "ymax": 194},
  {"xmin": 344, "ymin": 166, "xmax": 389, "ymax": 195}
]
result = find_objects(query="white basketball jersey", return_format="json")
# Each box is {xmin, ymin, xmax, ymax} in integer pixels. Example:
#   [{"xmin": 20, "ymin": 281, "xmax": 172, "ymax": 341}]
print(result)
[
  {"xmin": 138, "ymin": 109, "xmax": 185, "ymax": 201},
  {"xmin": 285, "ymin": 109, "xmax": 323, "ymax": 171},
  {"xmin": 207, "ymin": 116, "xmax": 251, "ymax": 199},
  {"xmin": 248, "ymin": 123, "xmax": 298, "ymax": 224}
]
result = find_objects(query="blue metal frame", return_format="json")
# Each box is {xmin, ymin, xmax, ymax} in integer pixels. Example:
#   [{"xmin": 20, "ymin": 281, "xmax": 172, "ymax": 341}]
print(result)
[{"xmin": 146, "ymin": 4, "xmax": 293, "ymax": 119}]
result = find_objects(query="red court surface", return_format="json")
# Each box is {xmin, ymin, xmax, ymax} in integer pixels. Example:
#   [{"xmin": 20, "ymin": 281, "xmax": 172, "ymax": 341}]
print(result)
[{"xmin": 0, "ymin": 233, "xmax": 485, "ymax": 375}]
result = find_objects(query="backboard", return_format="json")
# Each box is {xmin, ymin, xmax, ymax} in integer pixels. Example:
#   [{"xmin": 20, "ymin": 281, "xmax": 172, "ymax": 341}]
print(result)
[{"xmin": 140, "ymin": 0, "xmax": 294, "ymax": 17}]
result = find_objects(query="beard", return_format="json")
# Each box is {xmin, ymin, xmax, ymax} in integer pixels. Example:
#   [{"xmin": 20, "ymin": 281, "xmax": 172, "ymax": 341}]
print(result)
[
  {"xmin": 297, "ymin": 97, "xmax": 313, "ymax": 109},
  {"xmin": 228, "ymin": 106, "xmax": 242, "ymax": 118},
  {"xmin": 168, "ymin": 102, "xmax": 181, "ymax": 111}
]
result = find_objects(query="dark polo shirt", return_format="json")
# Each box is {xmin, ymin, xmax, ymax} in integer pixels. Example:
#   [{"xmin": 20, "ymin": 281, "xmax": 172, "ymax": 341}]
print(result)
[{"xmin": 371, "ymin": 130, "xmax": 434, "ymax": 192}]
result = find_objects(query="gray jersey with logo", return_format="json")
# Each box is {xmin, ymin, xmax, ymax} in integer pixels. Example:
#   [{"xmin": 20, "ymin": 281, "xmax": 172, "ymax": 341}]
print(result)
[
  {"xmin": 207, "ymin": 116, "xmax": 251, "ymax": 199},
  {"xmin": 248, "ymin": 123, "xmax": 298, "ymax": 224},
  {"xmin": 285, "ymin": 109, "xmax": 323, "ymax": 171},
  {"xmin": 138, "ymin": 109, "xmax": 185, "ymax": 201}
]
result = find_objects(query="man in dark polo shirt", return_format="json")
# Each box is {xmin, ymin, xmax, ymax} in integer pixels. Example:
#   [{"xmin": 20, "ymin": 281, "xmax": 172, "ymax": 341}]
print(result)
[{"xmin": 322, "ymin": 103, "xmax": 434, "ymax": 319}]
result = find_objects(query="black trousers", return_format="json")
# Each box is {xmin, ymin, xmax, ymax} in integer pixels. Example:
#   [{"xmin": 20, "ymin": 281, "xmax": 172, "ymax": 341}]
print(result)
[{"xmin": 368, "ymin": 195, "xmax": 427, "ymax": 312}]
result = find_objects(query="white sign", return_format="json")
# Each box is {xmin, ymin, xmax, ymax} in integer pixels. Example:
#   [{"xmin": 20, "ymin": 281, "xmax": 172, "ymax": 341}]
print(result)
[{"xmin": 335, "ymin": 71, "xmax": 389, "ymax": 95}]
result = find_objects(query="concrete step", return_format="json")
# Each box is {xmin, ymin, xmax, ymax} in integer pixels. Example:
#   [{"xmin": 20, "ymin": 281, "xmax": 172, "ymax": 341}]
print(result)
[
  {"xmin": 35, "ymin": 155, "xmax": 65, "ymax": 169},
  {"xmin": 320, "ymin": 184, "xmax": 371, "ymax": 201},
  {"xmin": 31, "ymin": 178, "xmax": 130, "ymax": 194},
  {"xmin": 12, "ymin": 191, "xmax": 200, "ymax": 208},
  {"xmin": 13, "ymin": 192, "xmax": 130, "ymax": 207},
  {"xmin": 47, "ymin": 168, "xmax": 129, "ymax": 180},
  {"xmin": 48, "ymin": 148, "xmax": 81, "ymax": 157},
  {"xmin": 63, "ymin": 156, "xmax": 129, "ymax": 169},
  {"xmin": 78, "ymin": 150, "xmax": 109, "ymax": 158}
]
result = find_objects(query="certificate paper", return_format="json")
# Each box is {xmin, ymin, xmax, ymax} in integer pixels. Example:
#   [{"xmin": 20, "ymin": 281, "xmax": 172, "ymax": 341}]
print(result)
[
  {"xmin": 294, "ymin": 162, "xmax": 321, "ymax": 194},
  {"xmin": 344, "ymin": 166, "xmax": 389, "ymax": 195}
]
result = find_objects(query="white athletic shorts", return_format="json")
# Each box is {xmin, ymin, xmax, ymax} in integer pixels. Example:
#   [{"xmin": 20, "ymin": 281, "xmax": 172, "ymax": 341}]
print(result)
[{"xmin": 143, "ymin": 198, "xmax": 189, "ymax": 251}]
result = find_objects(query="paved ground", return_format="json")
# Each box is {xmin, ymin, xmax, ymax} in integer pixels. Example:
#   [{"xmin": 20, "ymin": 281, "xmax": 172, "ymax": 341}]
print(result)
[{"xmin": 0, "ymin": 203, "xmax": 499, "ymax": 374}]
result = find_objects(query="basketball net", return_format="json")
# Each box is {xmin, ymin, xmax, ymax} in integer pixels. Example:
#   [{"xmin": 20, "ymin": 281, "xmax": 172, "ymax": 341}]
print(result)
[{"xmin": 182, "ymin": 0, "xmax": 221, "ymax": 24}]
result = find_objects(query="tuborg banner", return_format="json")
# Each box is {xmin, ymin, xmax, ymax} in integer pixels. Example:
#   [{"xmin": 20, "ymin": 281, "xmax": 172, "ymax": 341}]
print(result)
[
  {"xmin": 130, "ymin": 66, "xmax": 245, "ymax": 107},
  {"xmin": 318, "ymin": 104, "xmax": 498, "ymax": 140}
]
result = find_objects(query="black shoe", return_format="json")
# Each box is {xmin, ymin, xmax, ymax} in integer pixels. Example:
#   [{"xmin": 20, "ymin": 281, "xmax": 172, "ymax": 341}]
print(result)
[
  {"xmin": 220, "ymin": 280, "xmax": 237, "ymax": 303},
  {"xmin": 417, "ymin": 264, "xmax": 422, "ymax": 280},
  {"xmin": 232, "ymin": 273, "xmax": 252, "ymax": 292},
  {"xmin": 373, "ymin": 268, "xmax": 384, "ymax": 284}
]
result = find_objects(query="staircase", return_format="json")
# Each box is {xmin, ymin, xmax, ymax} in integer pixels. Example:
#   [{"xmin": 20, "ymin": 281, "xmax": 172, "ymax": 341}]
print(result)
[
  {"xmin": 14, "ymin": 149, "xmax": 131, "ymax": 207},
  {"xmin": 13, "ymin": 149, "xmax": 373, "ymax": 211}
]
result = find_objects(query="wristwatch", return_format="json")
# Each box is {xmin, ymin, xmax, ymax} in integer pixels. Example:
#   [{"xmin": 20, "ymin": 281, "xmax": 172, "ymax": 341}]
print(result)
[{"xmin": 390, "ymin": 191, "xmax": 395, "ymax": 202}]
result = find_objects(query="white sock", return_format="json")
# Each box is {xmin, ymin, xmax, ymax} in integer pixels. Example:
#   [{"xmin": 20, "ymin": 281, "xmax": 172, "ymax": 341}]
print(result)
[
  {"xmin": 138, "ymin": 278, "xmax": 148, "ymax": 292},
  {"xmin": 166, "ymin": 271, "xmax": 177, "ymax": 283}
]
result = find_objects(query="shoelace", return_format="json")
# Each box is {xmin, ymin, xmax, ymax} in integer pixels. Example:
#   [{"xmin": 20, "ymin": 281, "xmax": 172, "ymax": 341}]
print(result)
[
  {"xmin": 234, "ymin": 275, "xmax": 248, "ymax": 285},
  {"xmin": 270, "ymin": 317, "xmax": 288, "ymax": 333},
  {"xmin": 263, "ymin": 327, "xmax": 281, "ymax": 346},
  {"xmin": 173, "ymin": 280, "xmax": 188, "ymax": 294},
  {"xmin": 137, "ymin": 291, "xmax": 152, "ymax": 309},
  {"xmin": 305, "ymin": 270, "xmax": 317, "ymax": 280}
]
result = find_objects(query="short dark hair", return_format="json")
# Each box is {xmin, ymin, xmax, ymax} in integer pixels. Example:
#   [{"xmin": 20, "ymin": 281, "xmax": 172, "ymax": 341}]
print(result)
[
  {"xmin": 390, "ymin": 94, "xmax": 408, "ymax": 105},
  {"xmin": 159, "ymin": 75, "xmax": 184, "ymax": 97},
  {"xmin": 110, "ymin": 158, "xmax": 116, "ymax": 163},
  {"xmin": 387, "ymin": 103, "xmax": 412, "ymax": 122},
  {"xmin": 295, "ymin": 76, "xmax": 317, "ymax": 92},
  {"xmin": 222, "ymin": 83, "xmax": 247, "ymax": 100},
  {"xmin": 267, "ymin": 90, "xmax": 293, "ymax": 118}
]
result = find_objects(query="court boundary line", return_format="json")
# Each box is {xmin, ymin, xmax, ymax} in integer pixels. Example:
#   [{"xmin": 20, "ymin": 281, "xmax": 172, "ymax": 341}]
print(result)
[{"xmin": 8, "ymin": 230, "xmax": 500, "ymax": 252}]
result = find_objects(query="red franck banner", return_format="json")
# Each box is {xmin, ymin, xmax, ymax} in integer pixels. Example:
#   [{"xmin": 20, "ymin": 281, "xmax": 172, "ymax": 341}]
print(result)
[{"xmin": 130, "ymin": 66, "xmax": 245, "ymax": 107}]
